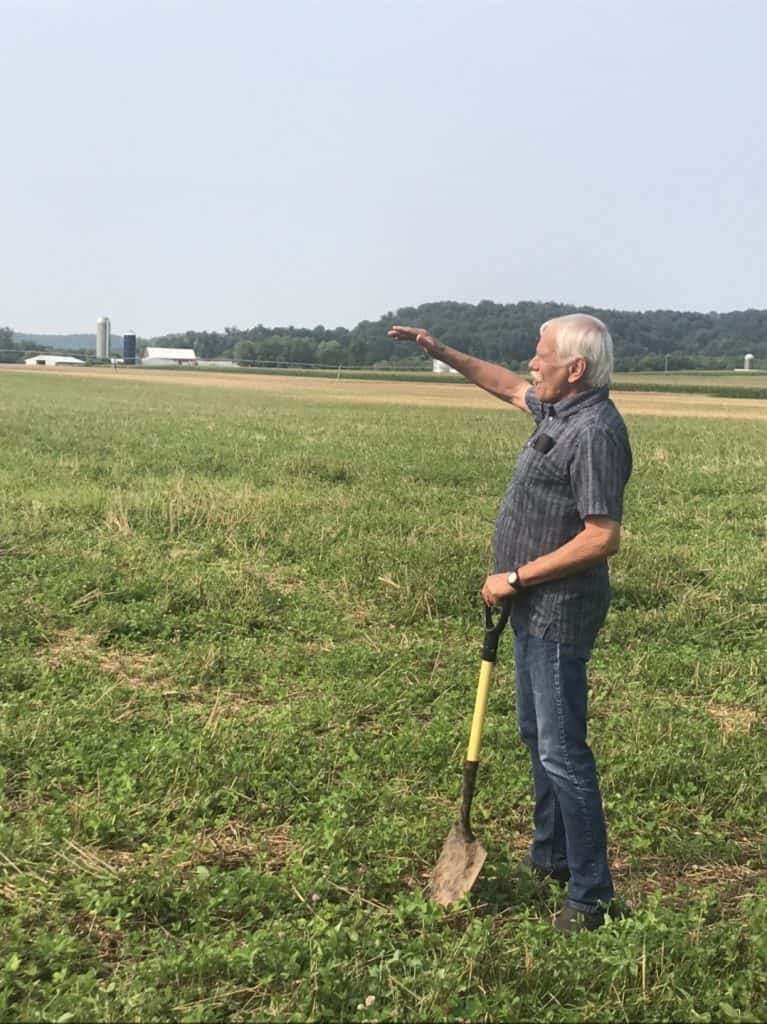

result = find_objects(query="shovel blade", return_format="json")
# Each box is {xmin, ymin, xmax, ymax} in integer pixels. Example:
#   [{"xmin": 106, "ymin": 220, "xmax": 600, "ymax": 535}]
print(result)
[{"xmin": 428, "ymin": 823, "xmax": 487, "ymax": 906}]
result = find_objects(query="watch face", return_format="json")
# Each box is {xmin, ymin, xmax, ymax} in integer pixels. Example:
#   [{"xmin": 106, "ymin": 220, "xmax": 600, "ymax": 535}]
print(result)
[{"xmin": 508, "ymin": 572, "xmax": 519, "ymax": 588}]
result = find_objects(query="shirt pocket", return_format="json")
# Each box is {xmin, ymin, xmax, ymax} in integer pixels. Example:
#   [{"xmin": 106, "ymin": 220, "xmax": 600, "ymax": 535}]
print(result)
[{"xmin": 519, "ymin": 446, "xmax": 569, "ymax": 488}]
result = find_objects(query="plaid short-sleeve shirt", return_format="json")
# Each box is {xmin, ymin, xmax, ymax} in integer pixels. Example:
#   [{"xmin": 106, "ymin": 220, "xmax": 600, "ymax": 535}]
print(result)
[{"xmin": 492, "ymin": 386, "xmax": 632, "ymax": 647}]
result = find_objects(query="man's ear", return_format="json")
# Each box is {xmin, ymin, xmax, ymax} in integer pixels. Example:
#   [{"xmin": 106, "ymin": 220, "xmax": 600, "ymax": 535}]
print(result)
[{"xmin": 568, "ymin": 356, "xmax": 587, "ymax": 384}]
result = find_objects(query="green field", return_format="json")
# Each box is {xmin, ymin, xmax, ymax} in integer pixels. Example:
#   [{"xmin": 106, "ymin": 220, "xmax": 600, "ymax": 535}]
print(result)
[
  {"xmin": 1, "ymin": 373, "xmax": 766, "ymax": 1022},
  {"xmin": 610, "ymin": 373, "xmax": 767, "ymax": 400},
  {"xmin": 615, "ymin": 372, "xmax": 767, "ymax": 387}
]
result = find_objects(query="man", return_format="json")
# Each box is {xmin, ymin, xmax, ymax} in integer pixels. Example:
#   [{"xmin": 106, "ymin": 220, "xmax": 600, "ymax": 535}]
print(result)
[{"xmin": 388, "ymin": 315, "xmax": 632, "ymax": 934}]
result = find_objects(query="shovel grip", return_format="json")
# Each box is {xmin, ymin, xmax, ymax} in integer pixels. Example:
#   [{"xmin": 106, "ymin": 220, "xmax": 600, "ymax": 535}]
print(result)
[{"xmin": 482, "ymin": 598, "xmax": 511, "ymax": 662}]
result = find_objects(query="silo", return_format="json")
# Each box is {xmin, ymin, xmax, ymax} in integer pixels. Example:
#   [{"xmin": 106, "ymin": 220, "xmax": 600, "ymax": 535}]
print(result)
[
  {"xmin": 123, "ymin": 332, "xmax": 137, "ymax": 365},
  {"xmin": 96, "ymin": 316, "xmax": 111, "ymax": 359},
  {"xmin": 745, "ymin": 354, "xmax": 754, "ymax": 371}
]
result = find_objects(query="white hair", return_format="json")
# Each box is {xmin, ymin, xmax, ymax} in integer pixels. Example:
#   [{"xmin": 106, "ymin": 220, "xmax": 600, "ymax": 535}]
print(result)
[{"xmin": 540, "ymin": 314, "xmax": 614, "ymax": 388}]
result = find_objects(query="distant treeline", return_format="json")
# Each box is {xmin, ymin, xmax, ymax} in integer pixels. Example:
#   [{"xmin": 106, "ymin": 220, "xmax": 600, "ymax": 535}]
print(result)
[
  {"xmin": 145, "ymin": 301, "xmax": 767, "ymax": 371},
  {"xmin": 5, "ymin": 301, "xmax": 766, "ymax": 369},
  {"xmin": 12, "ymin": 332, "xmax": 124, "ymax": 350},
  {"xmin": 0, "ymin": 328, "xmax": 99, "ymax": 362}
]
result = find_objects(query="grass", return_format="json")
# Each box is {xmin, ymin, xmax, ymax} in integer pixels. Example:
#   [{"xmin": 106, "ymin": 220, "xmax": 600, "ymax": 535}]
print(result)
[
  {"xmin": 610, "ymin": 375, "xmax": 767, "ymax": 399},
  {"xmin": 0, "ymin": 372, "xmax": 766, "ymax": 1021}
]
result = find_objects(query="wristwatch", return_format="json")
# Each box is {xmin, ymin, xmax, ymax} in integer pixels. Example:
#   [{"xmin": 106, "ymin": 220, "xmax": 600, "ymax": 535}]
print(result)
[{"xmin": 507, "ymin": 569, "xmax": 523, "ymax": 592}]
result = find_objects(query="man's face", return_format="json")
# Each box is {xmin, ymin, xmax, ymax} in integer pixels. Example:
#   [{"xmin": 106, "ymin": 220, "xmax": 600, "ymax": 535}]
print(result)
[{"xmin": 528, "ymin": 326, "xmax": 575, "ymax": 404}]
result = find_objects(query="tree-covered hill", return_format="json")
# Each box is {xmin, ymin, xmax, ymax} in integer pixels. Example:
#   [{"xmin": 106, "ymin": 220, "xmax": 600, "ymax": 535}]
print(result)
[
  {"xmin": 3, "ymin": 333, "xmax": 124, "ymax": 362},
  {"xmin": 149, "ymin": 301, "xmax": 767, "ymax": 371},
  {"xmin": 6, "ymin": 301, "xmax": 766, "ymax": 369},
  {"xmin": 13, "ymin": 333, "xmax": 123, "ymax": 351}
]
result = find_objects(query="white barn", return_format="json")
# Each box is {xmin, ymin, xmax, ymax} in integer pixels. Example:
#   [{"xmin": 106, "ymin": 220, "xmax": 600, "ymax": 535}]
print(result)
[
  {"xmin": 432, "ymin": 358, "xmax": 459, "ymax": 375},
  {"xmin": 24, "ymin": 355, "xmax": 86, "ymax": 367},
  {"xmin": 142, "ymin": 347, "xmax": 198, "ymax": 367}
]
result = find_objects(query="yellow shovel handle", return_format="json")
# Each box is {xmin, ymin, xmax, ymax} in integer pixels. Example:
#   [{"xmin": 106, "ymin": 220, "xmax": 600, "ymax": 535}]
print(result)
[{"xmin": 466, "ymin": 659, "xmax": 494, "ymax": 762}]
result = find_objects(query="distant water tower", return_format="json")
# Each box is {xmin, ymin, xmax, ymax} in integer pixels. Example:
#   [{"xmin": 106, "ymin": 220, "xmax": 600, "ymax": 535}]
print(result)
[
  {"xmin": 745, "ymin": 353, "xmax": 754, "ymax": 371},
  {"xmin": 123, "ymin": 332, "xmax": 137, "ymax": 365},
  {"xmin": 96, "ymin": 316, "xmax": 111, "ymax": 359}
]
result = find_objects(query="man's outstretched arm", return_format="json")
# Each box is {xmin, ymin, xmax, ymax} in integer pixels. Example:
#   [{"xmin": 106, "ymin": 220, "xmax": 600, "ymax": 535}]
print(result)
[{"xmin": 388, "ymin": 325, "xmax": 530, "ymax": 412}]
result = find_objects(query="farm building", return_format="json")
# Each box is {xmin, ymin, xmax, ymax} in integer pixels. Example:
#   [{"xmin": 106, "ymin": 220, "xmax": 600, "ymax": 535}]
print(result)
[
  {"xmin": 142, "ymin": 347, "xmax": 198, "ymax": 367},
  {"xmin": 432, "ymin": 358, "xmax": 459, "ymax": 374},
  {"xmin": 24, "ymin": 355, "xmax": 86, "ymax": 367}
]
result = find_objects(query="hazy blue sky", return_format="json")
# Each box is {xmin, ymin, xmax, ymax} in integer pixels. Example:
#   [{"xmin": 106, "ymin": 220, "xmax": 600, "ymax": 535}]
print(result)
[{"xmin": 3, "ymin": 0, "xmax": 765, "ymax": 336}]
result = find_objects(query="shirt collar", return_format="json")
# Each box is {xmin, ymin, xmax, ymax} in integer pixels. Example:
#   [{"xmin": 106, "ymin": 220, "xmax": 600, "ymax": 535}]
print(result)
[{"xmin": 542, "ymin": 386, "xmax": 609, "ymax": 420}]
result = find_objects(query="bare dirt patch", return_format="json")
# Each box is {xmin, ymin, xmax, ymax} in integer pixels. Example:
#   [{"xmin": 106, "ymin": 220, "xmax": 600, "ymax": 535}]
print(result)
[
  {"xmin": 4, "ymin": 364, "xmax": 766, "ymax": 419},
  {"xmin": 39, "ymin": 629, "xmax": 163, "ymax": 688},
  {"xmin": 62, "ymin": 821, "xmax": 299, "ymax": 877},
  {"xmin": 73, "ymin": 909, "xmax": 123, "ymax": 962},
  {"xmin": 611, "ymin": 852, "xmax": 767, "ymax": 911},
  {"xmin": 177, "ymin": 820, "xmax": 299, "ymax": 873},
  {"xmin": 707, "ymin": 703, "xmax": 759, "ymax": 741}
]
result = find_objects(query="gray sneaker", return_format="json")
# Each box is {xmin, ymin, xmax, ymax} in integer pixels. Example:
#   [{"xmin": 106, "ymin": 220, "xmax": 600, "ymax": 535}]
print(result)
[
  {"xmin": 521, "ymin": 854, "xmax": 570, "ymax": 885},
  {"xmin": 554, "ymin": 901, "xmax": 631, "ymax": 934}
]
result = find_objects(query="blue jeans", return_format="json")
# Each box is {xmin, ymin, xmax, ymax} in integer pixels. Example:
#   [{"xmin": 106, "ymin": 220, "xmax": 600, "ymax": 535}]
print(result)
[{"xmin": 514, "ymin": 628, "xmax": 613, "ymax": 911}]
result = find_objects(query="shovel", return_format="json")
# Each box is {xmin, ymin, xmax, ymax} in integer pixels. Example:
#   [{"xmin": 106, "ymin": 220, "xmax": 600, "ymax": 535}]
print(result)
[{"xmin": 428, "ymin": 598, "xmax": 511, "ymax": 905}]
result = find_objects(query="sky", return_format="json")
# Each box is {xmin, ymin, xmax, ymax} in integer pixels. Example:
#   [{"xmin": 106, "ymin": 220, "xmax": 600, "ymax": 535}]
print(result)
[{"xmin": 2, "ymin": 0, "xmax": 765, "ymax": 336}]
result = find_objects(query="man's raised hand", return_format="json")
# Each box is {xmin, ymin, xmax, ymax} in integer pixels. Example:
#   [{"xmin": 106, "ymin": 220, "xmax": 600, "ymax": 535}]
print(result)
[{"xmin": 388, "ymin": 325, "xmax": 435, "ymax": 350}]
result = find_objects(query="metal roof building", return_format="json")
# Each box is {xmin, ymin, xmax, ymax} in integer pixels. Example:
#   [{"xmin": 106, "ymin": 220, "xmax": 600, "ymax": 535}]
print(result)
[
  {"xmin": 24, "ymin": 355, "xmax": 86, "ymax": 367},
  {"xmin": 142, "ymin": 347, "xmax": 198, "ymax": 366}
]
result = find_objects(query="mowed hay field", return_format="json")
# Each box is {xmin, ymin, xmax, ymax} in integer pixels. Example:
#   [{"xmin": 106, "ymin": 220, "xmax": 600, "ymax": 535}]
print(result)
[
  {"xmin": 5, "ymin": 363, "xmax": 767, "ymax": 417},
  {"xmin": 1, "ymin": 369, "xmax": 766, "ymax": 1022}
]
